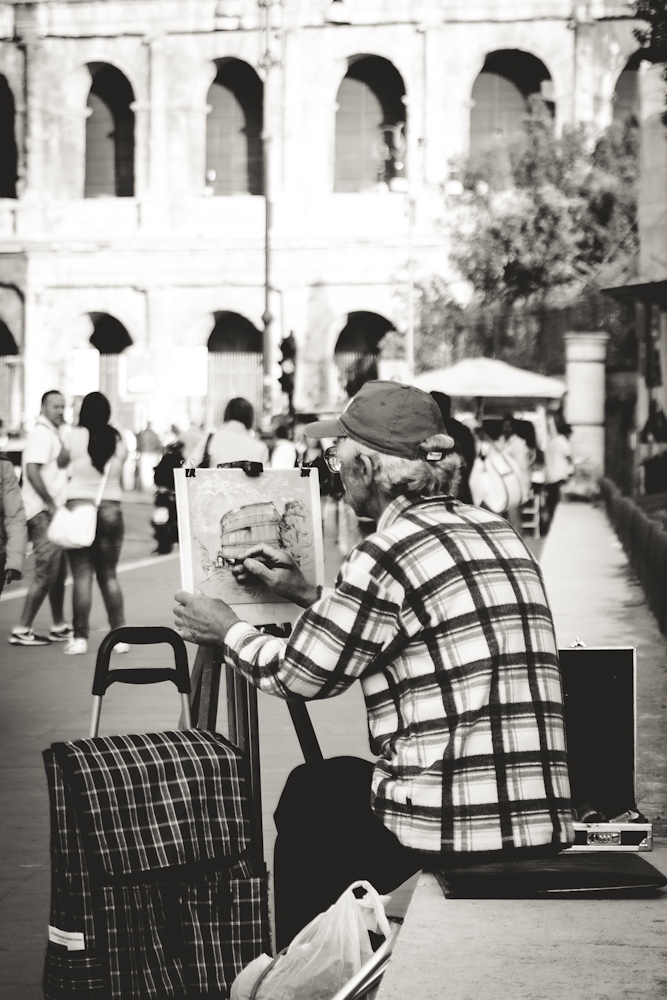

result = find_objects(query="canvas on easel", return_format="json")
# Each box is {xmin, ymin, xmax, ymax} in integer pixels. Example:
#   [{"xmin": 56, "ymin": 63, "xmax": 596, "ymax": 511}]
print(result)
[{"xmin": 174, "ymin": 466, "xmax": 324, "ymax": 625}]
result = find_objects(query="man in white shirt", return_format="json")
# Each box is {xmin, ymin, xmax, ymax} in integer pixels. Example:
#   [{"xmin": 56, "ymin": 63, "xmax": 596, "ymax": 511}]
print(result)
[
  {"xmin": 9, "ymin": 391, "xmax": 71, "ymax": 646},
  {"xmin": 191, "ymin": 398, "xmax": 269, "ymax": 469}
]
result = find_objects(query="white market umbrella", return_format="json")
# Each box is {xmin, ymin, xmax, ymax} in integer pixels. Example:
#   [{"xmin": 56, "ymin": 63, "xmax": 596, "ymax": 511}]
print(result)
[{"xmin": 412, "ymin": 357, "xmax": 566, "ymax": 399}]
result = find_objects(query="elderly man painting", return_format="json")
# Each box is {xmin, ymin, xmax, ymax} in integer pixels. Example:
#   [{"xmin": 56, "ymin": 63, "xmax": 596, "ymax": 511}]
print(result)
[{"xmin": 174, "ymin": 381, "xmax": 573, "ymax": 948}]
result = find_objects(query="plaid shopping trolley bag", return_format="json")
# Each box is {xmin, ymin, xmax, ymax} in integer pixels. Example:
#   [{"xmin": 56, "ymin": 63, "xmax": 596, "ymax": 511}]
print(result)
[{"xmin": 43, "ymin": 627, "xmax": 270, "ymax": 1000}]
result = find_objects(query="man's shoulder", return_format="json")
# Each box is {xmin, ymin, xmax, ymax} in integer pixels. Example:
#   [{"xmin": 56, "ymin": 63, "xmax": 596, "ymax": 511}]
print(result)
[
  {"xmin": 24, "ymin": 419, "xmax": 60, "ymax": 458},
  {"xmin": 371, "ymin": 498, "xmax": 521, "ymax": 557}
]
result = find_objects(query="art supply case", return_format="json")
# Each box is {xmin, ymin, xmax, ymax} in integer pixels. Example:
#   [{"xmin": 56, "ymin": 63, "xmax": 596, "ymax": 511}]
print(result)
[{"xmin": 560, "ymin": 646, "xmax": 653, "ymax": 852}]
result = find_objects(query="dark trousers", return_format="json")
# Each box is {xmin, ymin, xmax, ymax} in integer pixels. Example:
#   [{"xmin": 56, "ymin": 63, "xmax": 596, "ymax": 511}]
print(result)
[
  {"xmin": 67, "ymin": 501, "xmax": 125, "ymax": 640},
  {"xmin": 273, "ymin": 757, "xmax": 563, "ymax": 950}
]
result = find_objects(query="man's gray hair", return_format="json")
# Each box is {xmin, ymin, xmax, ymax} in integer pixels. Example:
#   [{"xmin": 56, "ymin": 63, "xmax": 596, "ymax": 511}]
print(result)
[{"xmin": 339, "ymin": 434, "xmax": 462, "ymax": 500}]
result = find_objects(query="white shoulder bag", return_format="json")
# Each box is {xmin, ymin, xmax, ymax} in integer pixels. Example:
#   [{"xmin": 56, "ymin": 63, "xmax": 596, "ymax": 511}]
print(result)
[{"xmin": 47, "ymin": 461, "xmax": 111, "ymax": 549}]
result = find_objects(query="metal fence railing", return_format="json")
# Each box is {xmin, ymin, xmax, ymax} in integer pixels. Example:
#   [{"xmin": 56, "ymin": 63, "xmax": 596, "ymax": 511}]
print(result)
[{"xmin": 600, "ymin": 477, "xmax": 667, "ymax": 636}]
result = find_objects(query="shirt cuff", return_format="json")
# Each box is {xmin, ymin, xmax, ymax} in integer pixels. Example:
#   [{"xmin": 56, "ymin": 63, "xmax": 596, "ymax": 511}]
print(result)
[{"xmin": 224, "ymin": 620, "xmax": 258, "ymax": 651}]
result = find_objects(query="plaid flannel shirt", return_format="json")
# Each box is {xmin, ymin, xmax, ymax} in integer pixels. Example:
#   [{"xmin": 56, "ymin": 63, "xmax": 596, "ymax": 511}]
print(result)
[
  {"xmin": 224, "ymin": 495, "xmax": 574, "ymax": 855},
  {"xmin": 43, "ymin": 729, "xmax": 269, "ymax": 1000}
]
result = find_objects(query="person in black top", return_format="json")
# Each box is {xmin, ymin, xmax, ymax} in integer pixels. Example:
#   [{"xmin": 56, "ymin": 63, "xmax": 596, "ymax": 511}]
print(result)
[{"xmin": 430, "ymin": 391, "xmax": 476, "ymax": 504}]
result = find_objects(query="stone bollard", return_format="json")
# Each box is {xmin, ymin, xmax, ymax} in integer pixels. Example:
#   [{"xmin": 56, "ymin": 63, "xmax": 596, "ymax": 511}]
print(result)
[{"xmin": 564, "ymin": 331, "xmax": 609, "ymax": 498}]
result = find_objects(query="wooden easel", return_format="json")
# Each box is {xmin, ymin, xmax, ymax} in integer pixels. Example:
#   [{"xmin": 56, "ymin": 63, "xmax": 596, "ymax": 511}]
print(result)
[{"xmin": 187, "ymin": 634, "xmax": 322, "ymax": 871}]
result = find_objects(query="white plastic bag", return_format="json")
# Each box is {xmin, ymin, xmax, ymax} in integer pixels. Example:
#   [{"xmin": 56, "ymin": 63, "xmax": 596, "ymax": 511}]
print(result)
[
  {"xmin": 230, "ymin": 953, "xmax": 273, "ymax": 1000},
  {"xmin": 238, "ymin": 880, "xmax": 392, "ymax": 1000}
]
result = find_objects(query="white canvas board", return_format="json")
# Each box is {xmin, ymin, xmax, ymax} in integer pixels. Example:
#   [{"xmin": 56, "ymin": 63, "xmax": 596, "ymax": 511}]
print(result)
[{"xmin": 174, "ymin": 466, "xmax": 324, "ymax": 625}]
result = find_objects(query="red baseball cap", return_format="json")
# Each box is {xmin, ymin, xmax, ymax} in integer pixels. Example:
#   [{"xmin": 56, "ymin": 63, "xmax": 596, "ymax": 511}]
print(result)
[{"xmin": 305, "ymin": 380, "xmax": 450, "ymax": 459}]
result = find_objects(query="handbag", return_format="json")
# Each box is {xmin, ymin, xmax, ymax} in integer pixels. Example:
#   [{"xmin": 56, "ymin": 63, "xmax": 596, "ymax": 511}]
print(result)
[
  {"xmin": 47, "ymin": 461, "xmax": 111, "ymax": 549},
  {"xmin": 469, "ymin": 445, "xmax": 524, "ymax": 515}
]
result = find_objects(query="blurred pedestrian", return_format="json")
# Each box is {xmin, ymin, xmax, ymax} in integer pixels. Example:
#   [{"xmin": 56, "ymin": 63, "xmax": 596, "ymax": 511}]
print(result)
[
  {"xmin": 430, "ymin": 392, "xmax": 476, "ymax": 504},
  {"xmin": 9, "ymin": 391, "xmax": 71, "ymax": 647},
  {"xmin": 191, "ymin": 398, "xmax": 268, "ymax": 468},
  {"xmin": 179, "ymin": 420, "xmax": 205, "ymax": 463},
  {"xmin": 543, "ymin": 416, "xmax": 573, "ymax": 535},
  {"xmin": 121, "ymin": 427, "xmax": 137, "ymax": 491},
  {"xmin": 270, "ymin": 424, "xmax": 297, "ymax": 469},
  {"xmin": 57, "ymin": 392, "xmax": 128, "ymax": 656},
  {"xmin": 137, "ymin": 421, "xmax": 162, "ymax": 491},
  {"xmin": 0, "ymin": 446, "xmax": 27, "ymax": 598},
  {"xmin": 496, "ymin": 413, "xmax": 532, "ymax": 532}
]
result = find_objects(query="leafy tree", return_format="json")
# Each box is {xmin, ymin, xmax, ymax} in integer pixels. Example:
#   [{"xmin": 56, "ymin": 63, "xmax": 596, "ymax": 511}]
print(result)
[
  {"xmin": 450, "ymin": 99, "xmax": 639, "ymax": 306},
  {"xmin": 379, "ymin": 278, "xmax": 484, "ymax": 374},
  {"xmin": 634, "ymin": 0, "xmax": 667, "ymax": 126}
]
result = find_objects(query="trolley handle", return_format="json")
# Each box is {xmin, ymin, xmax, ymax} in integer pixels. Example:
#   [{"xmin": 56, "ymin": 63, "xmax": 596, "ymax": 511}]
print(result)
[{"xmin": 90, "ymin": 627, "xmax": 192, "ymax": 737}]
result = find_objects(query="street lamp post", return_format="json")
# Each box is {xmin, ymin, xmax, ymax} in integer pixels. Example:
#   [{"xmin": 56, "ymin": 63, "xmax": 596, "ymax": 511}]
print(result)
[
  {"xmin": 375, "ymin": 122, "xmax": 414, "ymax": 380},
  {"xmin": 258, "ymin": 0, "xmax": 282, "ymax": 428}
]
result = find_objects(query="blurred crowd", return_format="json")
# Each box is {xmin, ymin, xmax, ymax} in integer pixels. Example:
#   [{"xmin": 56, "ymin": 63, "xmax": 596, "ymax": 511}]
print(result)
[{"xmin": 1, "ymin": 386, "xmax": 575, "ymax": 645}]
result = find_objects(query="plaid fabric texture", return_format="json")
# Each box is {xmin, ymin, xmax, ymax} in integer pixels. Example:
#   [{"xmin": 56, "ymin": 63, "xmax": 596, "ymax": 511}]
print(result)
[
  {"xmin": 43, "ymin": 729, "xmax": 270, "ymax": 999},
  {"xmin": 224, "ymin": 495, "xmax": 574, "ymax": 855}
]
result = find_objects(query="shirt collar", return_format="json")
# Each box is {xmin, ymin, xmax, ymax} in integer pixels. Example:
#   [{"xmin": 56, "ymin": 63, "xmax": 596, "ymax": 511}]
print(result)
[
  {"xmin": 377, "ymin": 495, "xmax": 416, "ymax": 531},
  {"xmin": 377, "ymin": 493, "xmax": 455, "ymax": 531},
  {"xmin": 223, "ymin": 420, "xmax": 249, "ymax": 436},
  {"xmin": 36, "ymin": 414, "xmax": 61, "ymax": 434}
]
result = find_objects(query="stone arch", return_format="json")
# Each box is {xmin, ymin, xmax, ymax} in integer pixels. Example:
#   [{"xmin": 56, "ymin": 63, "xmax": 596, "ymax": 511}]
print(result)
[
  {"xmin": 613, "ymin": 49, "xmax": 642, "ymax": 123},
  {"xmin": 334, "ymin": 55, "xmax": 407, "ymax": 192},
  {"xmin": 86, "ymin": 312, "xmax": 134, "ymax": 429},
  {"xmin": 206, "ymin": 58, "xmax": 263, "ymax": 195},
  {"xmin": 89, "ymin": 312, "xmax": 133, "ymax": 354},
  {"xmin": 85, "ymin": 63, "xmax": 135, "ymax": 197},
  {"xmin": 470, "ymin": 50, "xmax": 553, "ymax": 157},
  {"xmin": 334, "ymin": 311, "xmax": 394, "ymax": 396},
  {"xmin": 206, "ymin": 311, "xmax": 263, "ymax": 427},
  {"xmin": 207, "ymin": 310, "xmax": 262, "ymax": 352}
]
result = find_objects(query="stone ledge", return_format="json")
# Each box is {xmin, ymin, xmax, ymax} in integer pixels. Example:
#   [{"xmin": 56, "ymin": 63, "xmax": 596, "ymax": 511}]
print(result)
[{"xmin": 378, "ymin": 840, "xmax": 667, "ymax": 1000}]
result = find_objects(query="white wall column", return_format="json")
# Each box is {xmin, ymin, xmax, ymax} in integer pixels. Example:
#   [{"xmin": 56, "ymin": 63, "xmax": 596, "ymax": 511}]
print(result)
[{"xmin": 564, "ymin": 331, "xmax": 609, "ymax": 485}]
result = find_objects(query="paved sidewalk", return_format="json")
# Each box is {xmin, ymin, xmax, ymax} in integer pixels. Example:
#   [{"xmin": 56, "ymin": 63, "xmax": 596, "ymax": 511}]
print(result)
[{"xmin": 541, "ymin": 499, "xmax": 667, "ymax": 834}]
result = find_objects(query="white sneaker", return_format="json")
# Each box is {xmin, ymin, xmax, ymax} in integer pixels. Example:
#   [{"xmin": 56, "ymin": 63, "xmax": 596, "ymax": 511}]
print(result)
[
  {"xmin": 64, "ymin": 638, "xmax": 88, "ymax": 655},
  {"xmin": 113, "ymin": 642, "xmax": 130, "ymax": 654}
]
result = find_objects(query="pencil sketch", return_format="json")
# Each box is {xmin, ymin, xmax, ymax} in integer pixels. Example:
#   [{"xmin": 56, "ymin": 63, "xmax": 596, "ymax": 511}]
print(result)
[{"xmin": 175, "ymin": 469, "xmax": 322, "ymax": 620}]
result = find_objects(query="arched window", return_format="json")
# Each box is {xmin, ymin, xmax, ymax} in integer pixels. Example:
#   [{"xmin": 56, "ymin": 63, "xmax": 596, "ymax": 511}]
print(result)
[
  {"xmin": 90, "ymin": 312, "xmax": 133, "ymax": 354},
  {"xmin": 0, "ymin": 319, "xmax": 17, "ymax": 355},
  {"xmin": 207, "ymin": 311, "xmax": 263, "ymax": 352},
  {"xmin": 85, "ymin": 64, "xmax": 135, "ymax": 198},
  {"xmin": 470, "ymin": 51, "xmax": 552, "ymax": 156},
  {"xmin": 206, "ymin": 60, "xmax": 263, "ymax": 195},
  {"xmin": 88, "ymin": 312, "xmax": 133, "ymax": 427},
  {"xmin": 0, "ymin": 320, "xmax": 19, "ymax": 429},
  {"xmin": 614, "ymin": 50, "xmax": 642, "ymax": 123},
  {"xmin": 335, "ymin": 311, "xmax": 394, "ymax": 396},
  {"xmin": 206, "ymin": 312, "xmax": 263, "ymax": 426},
  {"xmin": 0, "ymin": 76, "xmax": 17, "ymax": 199},
  {"xmin": 335, "ymin": 56, "xmax": 407, "ymax": 193}
]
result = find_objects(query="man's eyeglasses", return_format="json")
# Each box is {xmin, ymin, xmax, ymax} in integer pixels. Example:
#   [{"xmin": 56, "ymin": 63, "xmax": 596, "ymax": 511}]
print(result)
[{"xmin": 324, "ymin": 446, "xmax": 341, "ymax": 474}]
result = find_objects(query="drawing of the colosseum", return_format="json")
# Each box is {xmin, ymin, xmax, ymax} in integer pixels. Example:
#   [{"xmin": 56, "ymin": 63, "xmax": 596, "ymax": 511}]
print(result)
[{"xmin": 217, "ymin": 502, "xmax": 282, "ymax": 567}]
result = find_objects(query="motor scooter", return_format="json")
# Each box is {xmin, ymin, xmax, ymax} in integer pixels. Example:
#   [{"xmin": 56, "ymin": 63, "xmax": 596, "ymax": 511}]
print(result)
[{"xmin": 151, "ymin": 441, "xmax": 184, "ymax": 554}]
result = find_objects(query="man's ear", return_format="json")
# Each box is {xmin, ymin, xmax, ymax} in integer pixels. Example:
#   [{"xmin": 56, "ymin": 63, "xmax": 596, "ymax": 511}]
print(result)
[{"xmin": 357, "ymin": 453, "xmax": 375, "ymax": 486}]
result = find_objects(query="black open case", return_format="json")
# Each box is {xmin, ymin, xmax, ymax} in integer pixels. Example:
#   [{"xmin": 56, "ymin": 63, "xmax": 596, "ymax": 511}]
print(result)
[{"xmin": 560, "ymin": 646, "xmax": 652, "ymax": 852}]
